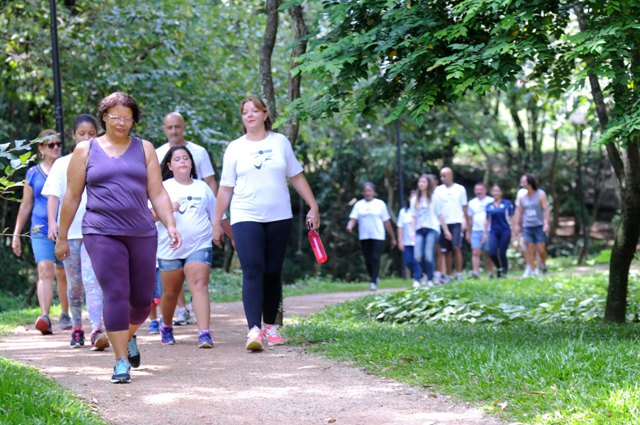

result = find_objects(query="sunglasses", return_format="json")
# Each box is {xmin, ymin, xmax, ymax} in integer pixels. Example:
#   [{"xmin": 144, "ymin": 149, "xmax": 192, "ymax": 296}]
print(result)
[{"xmin": 46, "ymin": 142, "xmax": 63, "ymax": 148}]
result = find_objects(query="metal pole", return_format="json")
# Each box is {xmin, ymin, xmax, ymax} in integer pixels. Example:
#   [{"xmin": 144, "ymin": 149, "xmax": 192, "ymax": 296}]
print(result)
[
  {"xmin": 395, "ymin": 119, "xmax": 404, "ymax": 212},
  {"xmin": 49, "ymin": 0, "xmax": 65, "ymax": 151}
]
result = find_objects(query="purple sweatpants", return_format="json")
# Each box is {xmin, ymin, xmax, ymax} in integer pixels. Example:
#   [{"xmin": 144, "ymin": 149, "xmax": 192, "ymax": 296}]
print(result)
[{"xmin": 83, "ymin": 234, "xmax": 157, "ymax": 332}]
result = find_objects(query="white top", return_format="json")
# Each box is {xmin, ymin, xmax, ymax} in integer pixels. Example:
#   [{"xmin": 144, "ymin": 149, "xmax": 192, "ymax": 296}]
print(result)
[
  {"xmin": 467, "ymin": 195, "xmax": 494, "ymax": 231},
  {"xmin": 349, "ymin": 198, "xmax": 391, "ymax": 241},
  {"xmin": 397, "ymin": 208, "xmax": 414, "ymax": 247},
  {"xmin": 41, "ymin": 153, "xmax": 88, "ymax": 240},
  {"xmin": 220, "ymin": 132, "xmax": 303, "ymax": 225},
  {"xmin": 156, "ymin": 141, "xmax": 216, "ymax": 180},
  {"xmin": 433, "ymin": 183, "xmax": 467, "ymax": 224},
  {"xmin": 411, "ymin": 194, "xmax": 443, "ymax": 233},
  {"xmin": 156, "ymin": 178, "xmax": 220, "ymax": 260}
]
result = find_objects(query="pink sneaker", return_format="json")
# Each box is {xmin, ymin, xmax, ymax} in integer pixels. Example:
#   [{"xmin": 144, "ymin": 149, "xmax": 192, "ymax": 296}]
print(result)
[
  {"xmin": 264, "ymin": 324, "xmax": 284, "ymax": 346},
  {"xmin": 245, "ymin": 326, "xmax": 264, "ymax": 351}
]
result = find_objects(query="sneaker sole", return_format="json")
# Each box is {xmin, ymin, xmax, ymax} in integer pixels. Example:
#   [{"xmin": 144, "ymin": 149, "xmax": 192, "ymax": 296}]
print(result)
[
  {"xmin": 198, "ymin": 342, "xmax": 214, "ymax": 349},
  {"xmin": 161, "ymin": 341, "xmax": 176, "ymax": 345},
  {"xmin": 110, "ymin": 376, "xmax": 131, "ymax": 384},
  {"xmin": 93, "ymin": 335, "xmax": 110, "ymax": 351},
  {"xmin": 70, "ymin": 343, "xmax": 84, "ymax": 349},
  {"xmin": 246, "ymin": 341, "xmax": 263, "ymax": 351},
  {"xmin": 266, "ymin": 340, "xmax": 285, "ymax": 347},
  {"xmin": 35, "ymin": 318, "xmax": 53, "ymax": 335}
]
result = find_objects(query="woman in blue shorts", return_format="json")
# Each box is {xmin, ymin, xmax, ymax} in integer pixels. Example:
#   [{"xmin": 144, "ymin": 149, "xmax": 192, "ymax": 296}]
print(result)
[{"xmin": 12, "ymin": 129, "xmax": 70, "ymax": 334}]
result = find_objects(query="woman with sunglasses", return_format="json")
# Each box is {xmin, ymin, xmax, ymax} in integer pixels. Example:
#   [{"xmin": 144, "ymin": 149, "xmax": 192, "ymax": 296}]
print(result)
[{"xmin": 12, "ymin": 129, "xmax": 70, "ymax": 335}]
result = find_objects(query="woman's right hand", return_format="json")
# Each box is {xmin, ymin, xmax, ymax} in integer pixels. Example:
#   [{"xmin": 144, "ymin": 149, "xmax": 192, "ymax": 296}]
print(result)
[
  {"xmin": 48, "ymin": 222, "xmax": 59, "ymax": 242},
  {"xmin": 212, "ymin": 221, "xmax": 225, "ymax": 248},
  {"xmin": 55, "ymin": 239, "xmax": 69, "ymax": 262},
  {"xmin": 11, "ymin": 235, "xmax": 21, "ymax": 257}
]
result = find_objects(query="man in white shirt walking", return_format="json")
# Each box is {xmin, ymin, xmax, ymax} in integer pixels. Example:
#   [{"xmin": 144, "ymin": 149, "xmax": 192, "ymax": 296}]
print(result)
[
  {"xmin": 467, "ymin": 182, "xmax": 494, "ymax": 278},
  {"xmin": 434, "ymin": 167, "xmax": 469, "ymax": 283}
]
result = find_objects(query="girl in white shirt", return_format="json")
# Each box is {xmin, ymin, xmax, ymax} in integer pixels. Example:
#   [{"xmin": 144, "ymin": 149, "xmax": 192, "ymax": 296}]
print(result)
[
  {"xmin": 212, "ymin": 96, "xmax": 320, "ymax": 352},
  {"xmin": 156, "ymin": 146, "xmax": 231, "ymax": 349}
]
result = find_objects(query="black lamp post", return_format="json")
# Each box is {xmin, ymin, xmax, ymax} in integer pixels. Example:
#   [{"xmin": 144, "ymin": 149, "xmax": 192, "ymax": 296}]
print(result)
[{"xmin": 49, "ymin": 0, "xmax": 65, "ymax": 150}]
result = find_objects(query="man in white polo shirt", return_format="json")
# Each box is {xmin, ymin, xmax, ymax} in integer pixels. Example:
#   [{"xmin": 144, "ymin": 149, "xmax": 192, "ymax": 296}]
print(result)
[
  {"xmin": 434, "ymin": 167, "xmax": 468, "ymax": 283},
  {"xmin": 467, "ymin": 182, "xmax": 494, "ymax": 279},
  {"xmin": 155, "ymin": 112, "xmax": 219, "ymax": 326}
]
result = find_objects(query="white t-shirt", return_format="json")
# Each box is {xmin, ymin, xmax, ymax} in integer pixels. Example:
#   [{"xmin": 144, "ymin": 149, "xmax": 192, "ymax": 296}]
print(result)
[
  {"xmin": 156, "ymin": 141, "xmax": 215, "ymax": 180},
  {"xmin": 220, "ymin": 132, "xmax": 303, "ymax": 225},
  {"xmin": 410, "ymin": 194, "xmax": 443, "ymax": 233},
  {"xmin": 41, "ymin": 153, "xmax": 88, "ymax": 240},
  {"xmin": 433, "ymin": 183, "xmax": 467, "ymax": 224},
  {"xmin": 397, "ymin": 208, "xmax": 414, "ymax": 247},
  {"xmin": 156, "ymin": 178, "xmax": 220, "ymax": 260},
  {"xmin": 467, "ymin": 195, "xmax": 494, "ymax": 231},
  {"xmin": 349, "ymin": 198, "xmax": 391, "ymax": 241}
]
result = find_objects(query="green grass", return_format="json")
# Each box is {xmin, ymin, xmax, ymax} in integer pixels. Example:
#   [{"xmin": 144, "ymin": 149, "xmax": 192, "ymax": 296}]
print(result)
[
  {"xmin": 0, "ymin": 307, "xmax": 105, "ymax": 424},
  {"xmin": 286, "ymin": 274, "xmax": 640, "ymax": 424},
  {"xmin": 208, "ymin": 269, "xmax": 408, "ymax": 302},
  {"xmin": 0, "ymin": 357, "xmax": 106, "ymax": 424}
]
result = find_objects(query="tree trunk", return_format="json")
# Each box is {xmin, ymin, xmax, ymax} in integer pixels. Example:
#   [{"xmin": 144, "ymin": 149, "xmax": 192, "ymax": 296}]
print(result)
[
  {"xmin": 508, "ymin": 98, "xmax": 527, "ymax": 168},
  {"xmin": 575, "ymin": 126, "xmax": 589, "ymax": 265},
  {"xmin": 575, "ymin": 6, "xmax": 640, "ymax": 322},
  {"xmin": 260, "ymin": 0, "xmax": 280, "ymax": 122},
  {"xmin": 548, "ymin": 128, "xmax": 560, "ymax": 241},
  {"xmin": 284, "ymin": 4, "xmax": 309, "ymax": 147}
]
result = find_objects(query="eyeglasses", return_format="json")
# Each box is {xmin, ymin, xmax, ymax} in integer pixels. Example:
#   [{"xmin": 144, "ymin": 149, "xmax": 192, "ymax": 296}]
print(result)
[
  {"xmin": 46, "ymin": 142, "xmax": 63, "ymax": 149},
  {"xmin": 107, "ymin": 114, "xmax": 134, "ymax": 124}
]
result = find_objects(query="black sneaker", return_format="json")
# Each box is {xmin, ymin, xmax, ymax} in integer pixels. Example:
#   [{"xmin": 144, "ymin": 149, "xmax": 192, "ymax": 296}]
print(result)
[
  {"xmin": 541, "ymin": 264, "xmax": 548, "ymax": 275},
  {"xmin": 127, "ymin": 335, "xmax": 140, "ymax": 368},
  {"xmin": 70, "ymin": 327, "xmax": 85, "ymax": 349},
  {"xmin": 111, "ymin": 358, "xmax": 131, "ymax": 384}
]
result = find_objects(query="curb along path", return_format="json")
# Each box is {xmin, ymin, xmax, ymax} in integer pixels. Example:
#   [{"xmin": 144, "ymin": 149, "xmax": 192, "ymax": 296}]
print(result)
[{"xmin": 0, "ymin": 291, "xmax": 503, "ymax": 425}]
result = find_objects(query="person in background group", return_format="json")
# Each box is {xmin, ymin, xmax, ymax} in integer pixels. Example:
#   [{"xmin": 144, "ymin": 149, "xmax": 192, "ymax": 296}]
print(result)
[
  {"xmin": 467, "ymin": 182, "xmax": 494, "ymax": 279},
  {"xmin": 433, "ymin": 167, "xmax": 468, "ymax": 284},
  {"xmin": 411, "ymin": 174, "xmax": 449, "ymax": 288},
  {"xmin": 55, "ymin": 92, "xmax": 181, "ymax": 384},
  {"xmin": 397, "ymin": 191, "xmax": 422, "ymax": 289},
  {"xmin": 155, "ymin": 146, "xmax": 232, "ymax": 349},
  {"xmin": 12, "ymin": 129, "xmax": 70, "ymax": 334},
  {"xmin": 156, "ymin": 112, "xmax": 219, "ymax": 327},
  {"xmin": 212, "ymin": 96, "xmax": 320, "ymax": 352},
  {"xmin": 514, "ymin": 173, "xmax": 550, "ymax": 278},
  {"xmin": 347, "ymin": 182, "xmax": 397, "ymax": 291},
  {"xmin": 44, "ymin": 115, "xmax": 110, "ymax": 351},
  {"xmin": 483, "ymin": 184, "xmax": 514, "ymax": 278}
]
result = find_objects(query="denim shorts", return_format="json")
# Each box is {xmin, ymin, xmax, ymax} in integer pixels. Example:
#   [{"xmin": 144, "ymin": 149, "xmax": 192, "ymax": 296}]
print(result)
[
  {"xmin": 470, "ymin": 230, "xmax": 490, "ymax": 251},
  {"xmin": 31, "ymin": 235, "xmax": 63, "ymax": 266},
  {"xmin": 523, "ymin": 225, "xmax": 547, "ymax": 244},
  {"xmin": 157, "ymin": 247, "xmax": 212, "ymax": 271}
]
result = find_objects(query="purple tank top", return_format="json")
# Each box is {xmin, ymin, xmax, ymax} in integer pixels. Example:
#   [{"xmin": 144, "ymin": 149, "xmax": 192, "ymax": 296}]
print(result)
[{"xmin": 82, "ymin": 137, "xmax": 156, "ymax": 237}]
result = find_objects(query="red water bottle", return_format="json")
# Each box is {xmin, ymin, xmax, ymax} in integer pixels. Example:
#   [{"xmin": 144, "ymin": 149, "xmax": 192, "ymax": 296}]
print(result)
[{"xmin": 308, "ymin": 229, "xmax": 328, "ymax": 264}]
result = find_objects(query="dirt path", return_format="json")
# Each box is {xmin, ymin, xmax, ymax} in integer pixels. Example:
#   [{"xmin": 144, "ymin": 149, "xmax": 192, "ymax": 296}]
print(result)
[{"xmin": 0, "ymin": 291, "xmax": 503, "ymax": 425}]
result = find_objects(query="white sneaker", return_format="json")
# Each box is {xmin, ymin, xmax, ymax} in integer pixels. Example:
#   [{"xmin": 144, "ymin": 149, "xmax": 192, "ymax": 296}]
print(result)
[
  {"xmin": 522, "ymin": 266, "xmax": 532, "ymax": 278},
  {"xmin": 533, "ymin": 268, "xmax": 540, "ymax": 277},
  {"xmin": 369, "ymin": 282, "xmax": 378, "ymax": 291},
  {"xmin": 456, "ymin": 272, "xmax": 464, "ymax": 282},
  {"xmin": 426, "ymin": 280, "xmax": 434, "ymax": 287},
  {"xmin": 412, "ymin": 280, "xmax": 421, "ymax": 289},
  {"xmin": 245, "ymin": 326, "xmax": 263, "ymax": 351},
  {"xmin": 173, "ymin": 307, "xmax": 188, "ymax": 326}
]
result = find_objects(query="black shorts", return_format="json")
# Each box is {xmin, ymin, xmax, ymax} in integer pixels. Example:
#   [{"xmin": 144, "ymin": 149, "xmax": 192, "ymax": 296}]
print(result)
[{"xmin": 440, "ymin": 223, "xmax": 463, "ymax": 253}]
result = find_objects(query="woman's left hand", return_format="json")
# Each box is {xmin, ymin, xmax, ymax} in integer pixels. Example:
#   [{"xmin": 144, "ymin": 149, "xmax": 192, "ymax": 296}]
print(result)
[
  {"xmin": 168, "ymin": 226, "xmax": 182, "ymax": 250},
  {"xmin": 306, "ymin": 207, "xmax": 320, "ymax": 230}
]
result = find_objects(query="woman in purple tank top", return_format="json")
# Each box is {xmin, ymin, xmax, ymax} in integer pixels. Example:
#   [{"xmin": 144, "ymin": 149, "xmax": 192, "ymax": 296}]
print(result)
[{"xmin": 55, "ymin": 92, "xmax": 182, "ymax": 384}]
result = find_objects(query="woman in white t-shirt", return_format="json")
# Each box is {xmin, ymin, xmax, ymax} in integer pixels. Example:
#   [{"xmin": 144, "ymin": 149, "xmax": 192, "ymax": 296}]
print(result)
[
  {"xmin": 397, "ymin": 191, "xmax": 422, "ymax": 289},
  {"xmin": 43, "ymin": 115, "xmax": 110, "ymax": 351},
  {"xmin": 411, "ymin": 174, "xmax": 449, "ymax": 288},
  {"xmin": 346, "ymin": 182, "xmax": 397, "ymax": 291},
  {"xmin": 156, "ymin": 146, "xmax": 231, "ymax": 349},
  {"xmin": 212, "ymin": 96, "xmax": 320, "ymax": 352}
]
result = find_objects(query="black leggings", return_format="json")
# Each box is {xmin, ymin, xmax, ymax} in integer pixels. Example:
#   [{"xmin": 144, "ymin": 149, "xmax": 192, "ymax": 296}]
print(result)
[
  {"xmin": 232, "ymin": 219, "xmax": 292, "ymax": 329},
  {"xmin": 488, "ymin": 229, "xmax": 511, "ymax": 273},
  {"xmin": 360, "ymin": 239, "xmax": 383, "ymax": 283}
]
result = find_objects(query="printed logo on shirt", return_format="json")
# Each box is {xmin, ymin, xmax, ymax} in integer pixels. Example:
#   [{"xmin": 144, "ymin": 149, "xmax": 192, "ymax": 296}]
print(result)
[
  {"xmin": 252, "ymin": 149, "xmax": 273, "ymax": 170},
  {"xmin": 177, "ymin": 196, "xmax": 202, "ymax": 214}
]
